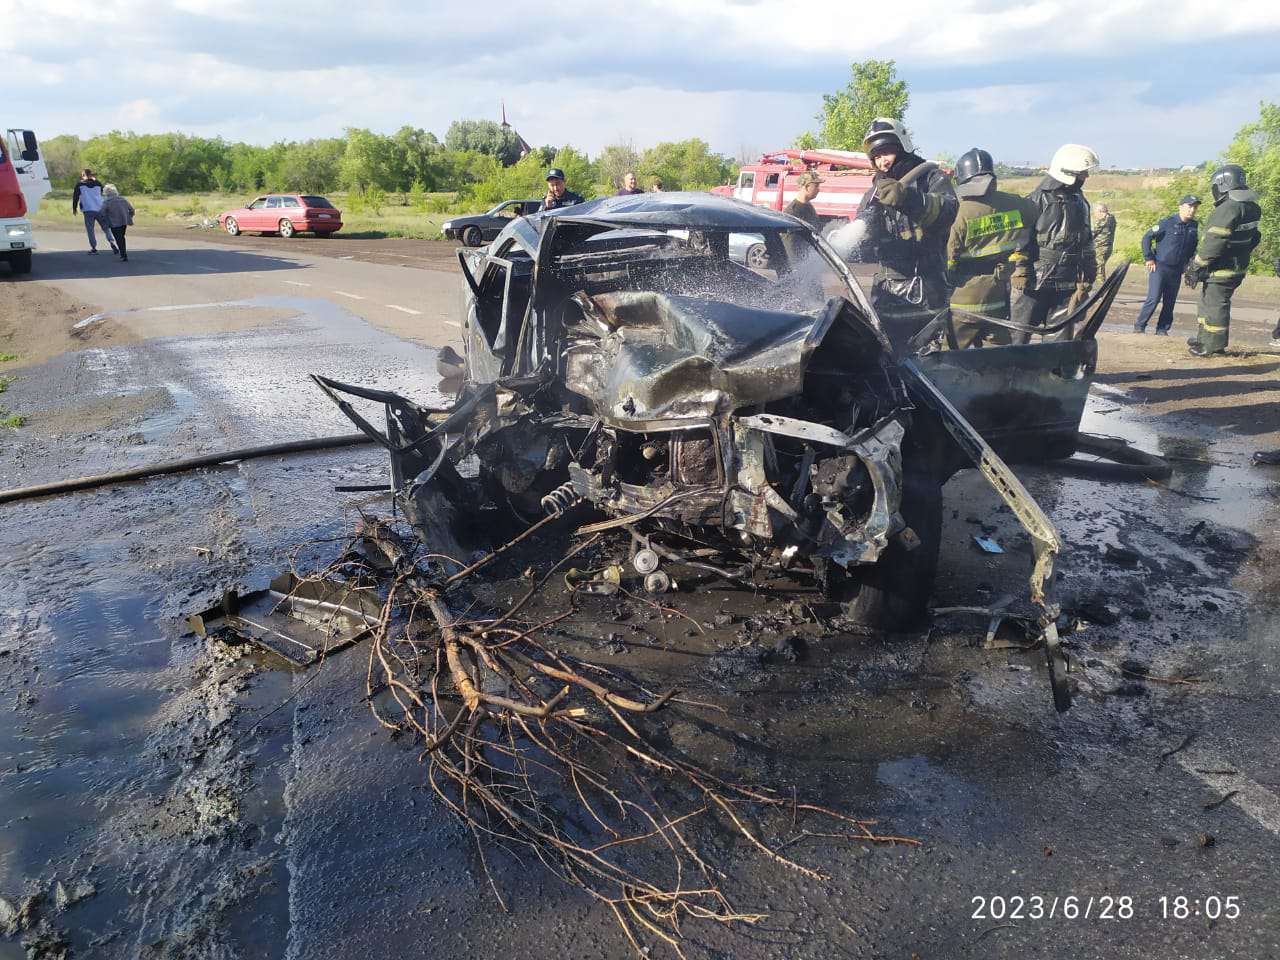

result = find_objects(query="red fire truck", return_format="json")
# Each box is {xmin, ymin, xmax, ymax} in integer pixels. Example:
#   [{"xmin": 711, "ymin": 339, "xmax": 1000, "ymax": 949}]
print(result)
[{"xmin": 711, "ymin": 149, "xmax": 874, "ymax": 226}]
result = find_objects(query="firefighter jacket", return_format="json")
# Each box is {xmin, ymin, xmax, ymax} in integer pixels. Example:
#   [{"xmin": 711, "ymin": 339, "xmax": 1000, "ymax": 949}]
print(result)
[
  {"xmin": 1191, "ymin": 191, "xmax": 1261, "ymax": 283},
  {"xmin": 945, "ymin": 186, "xmax": 1035, "ymax": 314},
  {"xmin": 854, "ymin": 153, "xmax": 957, "ymax": 284},
  {"xmin": 1141, "ymin": 214, "xmax": 1198, "ymax": 269},
  {"xmin": 1025, "ymin": 176, "xmax": 1095, "ymax": 290}
]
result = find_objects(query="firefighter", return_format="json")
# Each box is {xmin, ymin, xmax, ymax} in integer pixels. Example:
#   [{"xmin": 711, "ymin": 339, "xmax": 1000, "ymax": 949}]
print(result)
[
  {"xmin": 542, "ymin": 168, "xmax": 584, "ymax": 211},
  {"xmin": 784, "ymin": 172, "xmax": 822, "ymax": 230},
  {"xmin": 945, "ymin": 148, "xmax": 1034, "ymax": 348},
  {"xmin": 1133, "ymin": 195, "xmax": 1200, "ymax": 335},
  {"xmin": 1184, "ymin": 164, "xmax": 1262, "ymax": 357},
  {"xmin": 1013, "ymin": 144, "xmax": 1099, "ymax": 342},
  {"xmin": 853, "ymin": 118, "xmax": 957, "ymax": 348}
]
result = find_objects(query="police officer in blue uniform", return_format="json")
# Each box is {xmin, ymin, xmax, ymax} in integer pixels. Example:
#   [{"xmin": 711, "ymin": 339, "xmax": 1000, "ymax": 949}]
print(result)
[{"xmin": 1134, "ymin": 194, "xmax": 1200, "ymax": 335}]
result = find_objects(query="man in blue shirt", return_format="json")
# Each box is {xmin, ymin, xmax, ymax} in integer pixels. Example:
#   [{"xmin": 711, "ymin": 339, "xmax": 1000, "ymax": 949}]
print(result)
[{"xmin": 1134, "ymin": 194, "xmax": 1200, "ymax": 335}]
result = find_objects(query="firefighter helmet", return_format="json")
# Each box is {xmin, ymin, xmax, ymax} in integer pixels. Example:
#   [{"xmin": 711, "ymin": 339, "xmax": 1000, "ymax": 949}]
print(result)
[
  {"xmin": 1209, "ymin": 164, "xmax": 1247, "ymax": 203},
  {"xmin": 862, "ymin": 118, "xmax": 914, "ymax": 158},
  {"xmin": 1047, "ymin": 144, "xmax": 1099, "ymax": 184},
  {"xmin": 955, "ymin": 148, "xmax": 994, "ymax": 184}
]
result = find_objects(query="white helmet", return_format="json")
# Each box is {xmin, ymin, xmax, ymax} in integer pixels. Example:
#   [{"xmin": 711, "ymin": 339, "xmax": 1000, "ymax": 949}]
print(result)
[
  {"xmin": 1048, "ymin": 144, "xmax": 1099, "ymax": 184},
  {"xmin": 863, "ymin": 118, "xmax": 915, "ymax": 157}
]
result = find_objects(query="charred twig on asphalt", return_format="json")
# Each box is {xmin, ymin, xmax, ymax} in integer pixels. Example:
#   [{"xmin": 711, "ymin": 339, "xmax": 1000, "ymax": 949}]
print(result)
[{"xmin": 313, "ymin": 515, "xmax": 914, "ymax": 956}]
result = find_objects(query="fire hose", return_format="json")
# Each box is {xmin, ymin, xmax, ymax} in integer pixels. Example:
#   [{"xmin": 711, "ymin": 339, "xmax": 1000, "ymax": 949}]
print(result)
[{"xmin": 0, "ymin": 433, "xmax": 375, "ymax": 505}]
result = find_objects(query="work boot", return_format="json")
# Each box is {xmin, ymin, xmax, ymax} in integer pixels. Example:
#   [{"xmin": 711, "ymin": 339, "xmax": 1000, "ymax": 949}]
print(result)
[
  {"xmin": 1254, "ymin": 450, "xmax": 1280, "ymax": 466},
  {"xmin": 1133, "ymin": 323, "xmax": 1146, "ymax": 333},
  {"xmin": 1155, "ymin": 330, "xmax": 1169, "ymax": 336},
  {"xmin": 1187, "ymin": 341, "xmax": 1220, "ymax": 358}
]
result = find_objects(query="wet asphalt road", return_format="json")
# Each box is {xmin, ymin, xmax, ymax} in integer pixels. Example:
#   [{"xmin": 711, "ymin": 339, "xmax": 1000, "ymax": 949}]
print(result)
[{"xmin": 1, "ymin": 232, "xmax": 1279, "ymax": 959}]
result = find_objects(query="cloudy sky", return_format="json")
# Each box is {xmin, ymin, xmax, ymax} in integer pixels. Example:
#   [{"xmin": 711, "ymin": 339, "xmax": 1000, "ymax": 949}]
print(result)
[{"xmin": 7, "ymin": 0, "xmax": 1280, "ymax": 167}]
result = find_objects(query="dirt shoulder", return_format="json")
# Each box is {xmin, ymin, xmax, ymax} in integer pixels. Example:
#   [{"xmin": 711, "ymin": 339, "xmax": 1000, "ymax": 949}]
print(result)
[
  {"xmin": 1094, "ymin": 333, "xmax": 1280, "ymax": 448},
  {"xmin": 33, "ymin": 218, "xmax": 464, "ymax": 272},
  {"xmin": 0, "ymin": 280, "xmax": 112, "ymax": 369}
]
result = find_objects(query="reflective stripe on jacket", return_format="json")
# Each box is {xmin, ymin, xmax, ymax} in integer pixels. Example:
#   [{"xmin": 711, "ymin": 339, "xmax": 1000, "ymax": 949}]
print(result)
[
  {"xmin": 946, "ymin": 188, "xmax": 1034, "ymax": 312},
  {"xmin": 1193, "ymin": 192, "xmax": 1261, "ymax": 281}
]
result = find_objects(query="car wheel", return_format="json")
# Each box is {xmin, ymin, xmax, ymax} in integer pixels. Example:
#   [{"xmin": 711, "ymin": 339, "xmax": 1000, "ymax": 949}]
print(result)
[
  {"xmin": 745, "ymin": 243, "xmax": 769, "ymax": 268},
  {"xmin": 224, "ymin": 217, "xmax": 240, "ymax": 236},
  {"xmin": 279, "ymin": 219, "xmax": 295, "ymax": 238},
  {"xmin": 462, "ymin": 225, "xmax": 483, "ymax": 247},
  {"xmin": 10, "ymin": 250, "xmax": 32, "ymax": 275},
  {"xmin": 826, "ymin": 464, "xmax": 943, "ymax": 633}
]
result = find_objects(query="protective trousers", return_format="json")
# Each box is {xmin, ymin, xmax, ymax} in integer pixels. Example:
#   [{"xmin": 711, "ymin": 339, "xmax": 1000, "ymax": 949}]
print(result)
[
  {"xmin": 1195, "ymin": 279, "xmax": 1241, "ymax": 354},
  {"xmin": 951, "ymin": 300, "xmax": 1012, "ymax": 349},
  {"xmin": 1135, "ymin": 265, "xmax": 1181, "ymax": 333},
  {"xmin": 1010, "ymin": 285, "xmax": 1074, "ymax": 343}
]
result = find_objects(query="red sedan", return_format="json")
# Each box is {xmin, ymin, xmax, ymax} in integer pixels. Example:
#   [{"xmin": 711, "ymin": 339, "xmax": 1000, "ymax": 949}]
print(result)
[{"xmin": 219, "ymin": 194, "xmax": 342, "ymax": 238}]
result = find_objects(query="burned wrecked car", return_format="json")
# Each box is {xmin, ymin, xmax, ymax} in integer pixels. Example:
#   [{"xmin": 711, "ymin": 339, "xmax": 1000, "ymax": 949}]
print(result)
[{"xmin": 316, "ymin": 193, "xmax": 1124, "ymax": 710}]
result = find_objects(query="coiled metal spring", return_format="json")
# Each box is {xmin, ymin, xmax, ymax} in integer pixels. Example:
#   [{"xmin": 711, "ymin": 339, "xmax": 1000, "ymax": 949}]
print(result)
[{"xmin": 540, "ymin": 482, "xmax": 582, "ymax": 517}]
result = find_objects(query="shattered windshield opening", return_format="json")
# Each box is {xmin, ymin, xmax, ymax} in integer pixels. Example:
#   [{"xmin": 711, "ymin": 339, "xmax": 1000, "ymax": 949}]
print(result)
[{"xmin": 553, "ymin": 224, "xmax": 851, "ymax": 317}]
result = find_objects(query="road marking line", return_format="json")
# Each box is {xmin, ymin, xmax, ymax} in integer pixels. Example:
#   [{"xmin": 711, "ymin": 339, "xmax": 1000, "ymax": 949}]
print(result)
[
  {"xmin": 1090, "ymin": 382, "xmax": 1129, "ymax": 399},
  {"xmin": 385, "ymin": 304, "xmax": 422, "ymax": 315},
  {"xmin": 333, "ymin": 290, "xmax": 365, "ymax": 300},
  {"xmin": 444, "ymin": 320, "xmax": 461, "ymax": 329},
  {"xmin": 1178, "ymin": 748, "xmax": 1280, "ymax": 838},
  {"xmin": 284, "ymin": 280, "xmax": 310, "ymax": 287}
]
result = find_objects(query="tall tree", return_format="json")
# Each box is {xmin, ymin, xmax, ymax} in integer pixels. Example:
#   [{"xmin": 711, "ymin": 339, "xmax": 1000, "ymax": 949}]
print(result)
[
  {"xmin": 596, "ymin": 142, "xmax": 640, "ymax": 191},
  {"xmin": 796, "ymin": 59, "xmax": 910, "ymax": 152},
  {"xmin": 1222, "ymin": 100, "xmax": 1280, "ymax": 270},
  {"xmin": 637, "ymin": 139, "xmax": 733, "ymax": 191},
  {"xmin": 444, "ymin": 120, "xmax": 523, "ymax": 166}
]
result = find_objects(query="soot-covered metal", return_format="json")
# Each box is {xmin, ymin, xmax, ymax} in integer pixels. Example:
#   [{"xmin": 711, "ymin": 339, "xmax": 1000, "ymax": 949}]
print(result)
[{"xmin": 316, "ymin": 193, "xmax": 1124, "ymax": 712}]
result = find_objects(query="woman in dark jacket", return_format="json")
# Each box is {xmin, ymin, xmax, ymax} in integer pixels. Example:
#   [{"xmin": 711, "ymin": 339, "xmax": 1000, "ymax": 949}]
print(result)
[{"xmin": 101, "ymin": 185, "xmax": 135, "ymax": 262}]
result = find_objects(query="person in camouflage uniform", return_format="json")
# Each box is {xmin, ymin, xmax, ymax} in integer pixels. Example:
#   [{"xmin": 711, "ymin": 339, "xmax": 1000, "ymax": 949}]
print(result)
[
  {"xmin": 1093, "ymin": 203, "xmax": 1116, "ymax": 279},
  {"xmin": 945, "ymin": 148, "xmax": 1035, "ymax": 348},
  {"xmin": 1184, "ymin": 164, "xmax": 1262, "ymax": 356},
  {"xmin": 784, "ymin": 171, "xmax": 822, "ymax": 230}
]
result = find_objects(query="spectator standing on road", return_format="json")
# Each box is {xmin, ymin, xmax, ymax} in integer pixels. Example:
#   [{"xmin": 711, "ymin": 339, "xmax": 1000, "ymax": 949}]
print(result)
[
  {"xmin": 1014, "ymin": 144, "xmax": 1099, "ymax": 342},
  {"xmin": 852, "ymin": 118, "xmax": 958, "ymax": 348},
  {"xmin": 1184, "ymin": 164, "xmax": 1262, "ymax": 357},
  {"xmin": 1134, "ymin": 195, "xmax": 1200, "ymax": 335},
  {"xmin": 101, "ymin": 185, "xmax": 134, "ymax": 262},
  {"xmin": 71, "ymin": 168, "xmax": 117, "ymax": 255},
  {"xmin": 783, "ymin": 172, "xmax": 822, "ymax": 230},
  {"xmin": 1093, "ymin": 203, "xmax": 1116, "ymax": 278},
  {"xmin": 541, "ymin": 168, "xmax": 584, "ymax": 211},
  {"xmin": 616, "ymin": 172, "xmax": 643, "ymax": 196},
  {"xmin": 945, "ymin": 147, "xmax": 1035, "ymax": 348}
]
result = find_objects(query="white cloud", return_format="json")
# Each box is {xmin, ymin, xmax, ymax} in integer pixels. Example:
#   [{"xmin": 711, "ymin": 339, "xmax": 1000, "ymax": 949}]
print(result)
[{"xmin": 5, "ymin": 0, "xmax": 1280, "ymax": 166}]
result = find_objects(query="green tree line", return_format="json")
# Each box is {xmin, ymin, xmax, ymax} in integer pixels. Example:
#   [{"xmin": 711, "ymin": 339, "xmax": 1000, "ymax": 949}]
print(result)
[{"xmin": 41, "ymin": 121, "xmax": 736, "ymax": 208}]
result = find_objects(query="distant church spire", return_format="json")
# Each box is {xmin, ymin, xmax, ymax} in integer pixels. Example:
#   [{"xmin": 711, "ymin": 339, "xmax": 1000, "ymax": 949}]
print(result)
[{"xmin": 499, "ymin": 101, "xmax": 532, "ymax": 158}]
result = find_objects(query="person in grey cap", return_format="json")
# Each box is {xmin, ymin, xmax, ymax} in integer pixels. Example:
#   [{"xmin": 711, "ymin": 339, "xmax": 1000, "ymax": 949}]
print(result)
[
  {"xmin": 784, "ymin": 171, "xmax": 822, "ymax": 230},
  {"xmin": 1134, "ymin": 194, "xmax": 1201, "ymax": 335},
  {"xmin": 541, "ymin": 168, "xmax": 584, "ymax": 211}
]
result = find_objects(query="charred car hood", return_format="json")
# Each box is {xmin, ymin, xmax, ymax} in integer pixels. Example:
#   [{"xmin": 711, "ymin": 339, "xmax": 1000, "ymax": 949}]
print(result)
[{"xmin": 563, "ymin": 291, "xmax": 839, "ymax": 421}]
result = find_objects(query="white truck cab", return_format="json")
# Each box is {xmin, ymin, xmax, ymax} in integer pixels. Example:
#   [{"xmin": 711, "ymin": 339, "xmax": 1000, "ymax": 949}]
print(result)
[{"xmin": 1, "ymin": 129, "xmax": 50, "ymax": 275}]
